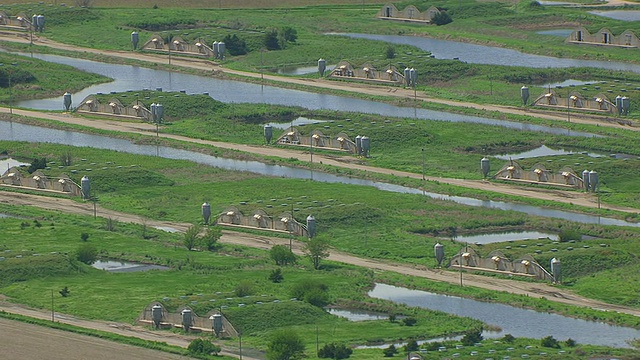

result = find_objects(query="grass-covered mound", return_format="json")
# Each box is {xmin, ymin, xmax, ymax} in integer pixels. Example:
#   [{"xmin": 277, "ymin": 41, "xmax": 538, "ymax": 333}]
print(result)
[{"xmin": 0, "ymin": 254, "xmax": 86, "ymax": 288}]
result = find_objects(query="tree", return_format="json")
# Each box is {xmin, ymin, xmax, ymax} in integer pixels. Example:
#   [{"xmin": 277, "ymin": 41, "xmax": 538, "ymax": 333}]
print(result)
[
  {"xmin": 202, "ymin": 226, "xmax": 222, "ymax": 251},
  {"xmin": 270, "ymin": 245, "xmax": 297, "ymax": 266},
  {"xmin": 281, "ymin": 27, "xmax": 298, "ymax": 43},
  {"xmin": 318, "ymin": 343, "xmax": 352, "ymax": 359},
  {"xmin": 304, "ymin": 237, "xmax": 330, "ymax": 270},
  {"xmin": 401, "ymin": 317, "xmax": 417, "ymax": 326},
  {"xmin": 432, "ymin": 11, "xmax": 452, "ymax": 26},
  {"xmin": 385, "ymin": 46, "xmax": 396, "ymax": 59},
  {"xmin": 404, "ymin": 340, "xmax": 418, "ymax": 352},
  {"xmin": 183, "ymin": 225, "xmax": 201, "ymax": 250},
  {"xmin": 565, "ymin": 338, "xmax": 576, "ymax": 347},
  {"xmin": 27, "ymin": 157, "xmax": 47, "ymax": 174},
  {"xmin": 59, "ymin": 286, "xmax": 70, "ymax": 297},
  {"xmin": 541, "ymin": 335, "xmax": 560, "ymax": 348},
  {"xmin": 382, "ymin": 344, "xmax": 397, "ymax": 357},
  {"xmin": 80, "ymin": 232, "xmax": 90, "ymax": 242},
  {"xmin": 264, "ymin": 29, "xmax": 281, "ymax": 50},
  {"xmin": 461, "ymin": 329, "xmax": 483, "ymax": 346},
  {"xmin": 291, "ymin": 279, "xmax": 329, "ymax": 307},
  {"xmin": 223, "ymin": 34, "xmax": 248, "ymax": 56},
  {"xmin": 76, "ymin": 243, "xmax": 98, "ymax": 264},
  {"xmin": 188, "ymin": 338, "xmax": 221, "ymax": 356},
  {"xmin": 269, "ymin": 268, "xmax": 284, "ymax": 283},
  {"xmin": 266, "ymin": 329, "xmax": 305, "ymax": 360}
]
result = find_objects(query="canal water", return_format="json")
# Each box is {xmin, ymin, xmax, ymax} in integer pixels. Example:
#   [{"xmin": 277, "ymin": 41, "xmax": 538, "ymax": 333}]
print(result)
[
  {"xmin": 369, "ymin": 283, "xmax": 640, "ymax": 348},
  {"xmin": 332, "ymin": 33, "xmax": 640, "ymax": 74},
  {"xmin": 1, "ymin": 120, "xmax": 638, "ymax": 228},
  {"xmin": 14, "ymin": 53, "xmax": 598, "ymax": 138}
]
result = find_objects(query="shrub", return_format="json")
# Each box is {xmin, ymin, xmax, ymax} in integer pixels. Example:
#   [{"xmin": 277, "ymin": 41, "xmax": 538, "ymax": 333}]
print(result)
[
  {"xmin": 80, "ymin": 232, "xmax": 89, "ymax": 242},
  {"xmin": 404, "ymin": 340, "xmax": 419, "ymax": 352},
  {"xmin": 502, "ymin": 334, "xmax": 515, "ymax": 343},
  {"xmin": 269, "ymin": 268, "xmax": 284, "ymax": 283},
  {"xmin": 401, "ymin": 317, "xmax": 417, "ymax": 326},
  {"xmin": 541, "ymin": 335, "xmax": 560, "ymax": 348},
  {"xmin": 382, "ymin": 345, "xmax": 397, "ymax": 357},
  {"xmin": 76, "ymin": 243, "xmax": 98, "ymax": 265},
  {"xmin": 318, "ymin": 343, "xmax": 353, "ymax": 359},
  {"xmin": 235, "ymin": 281, "xmax": 254, "ymax": 297},
  {"xmin": 385, "ymin": 46, "xmax": 395, "ymax": 59},
  {"xmin": 432, "ymin": 11, "xmax": 452, "ymax": 26},
  {"xmin": 59, "ymin": 286, "xmax": 70, "ymax": 297},
  {"xmin": 461, "ymin": 329, "xmax": 483, "ymax": 346},
  {"xmin": 291, "ymin": 279, "xmax": 329, "ymax": 307},
  {"xmin": 223, "ymin": 34, "xmax": 248, "ymax": 56},
  {"xmin": 565, "ymin": 338, "xmax": 576, "ymax": 347},
  {"xmin": 559, "ymin": 229, "xmax": 581, "ymax": 242},
  {"xmin": 270, "ymin": 245, "xmax": 296, "ymax": 266},
  {"xmin": 27, "ymin": 157, "xmax": 47, "ymax": 174},
  {"xmin": 267, "ymin": 329, "xmax": 305, "ymax": 360},
  {"xmin": 188, "ymin": 338, "xmax": 221, "ymax": 356}
]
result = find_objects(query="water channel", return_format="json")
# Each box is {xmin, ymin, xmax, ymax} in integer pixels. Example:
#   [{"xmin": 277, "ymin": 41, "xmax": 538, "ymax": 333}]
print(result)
[
  {"xmin": 13, "ymin": 53, "xmax": 598, "ymax": 138},
  {"xmin": 332, "ymin": 33, "xmax": 640, "ymax": 74},
  {"xmin": 2, "ymin": 120, "xmax": 638, "ymax": 228},
  {"xmin": 369, "ymin": 283, "xmax": 640, "ymax": 348}
]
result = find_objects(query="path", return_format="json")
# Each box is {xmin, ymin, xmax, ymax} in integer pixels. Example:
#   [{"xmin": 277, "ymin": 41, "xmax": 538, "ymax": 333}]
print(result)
[{"xmin": 2, "ymin": 191, "xmax": 640, "ymax": 319}]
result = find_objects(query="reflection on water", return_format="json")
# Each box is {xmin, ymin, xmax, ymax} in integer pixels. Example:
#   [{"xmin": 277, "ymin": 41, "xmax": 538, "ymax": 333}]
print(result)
[
  {"xmin": 369, "ymin": 283, "xmax": 640, "ymax": 348},
  {"xmin": 92, "ymin": 260, "xmax": 169, "ymax": 272},
  {"xmin": 495, "ymin": 145, "xmax": 605, "ymax": 160},
  {"xmin": 590, "ymin": 10, "xmax": 640, "ymax": 21},
  {"xmin": 1, "ymin": 120, "xmax": 638, "ymax": 228},
  {"xmin": 451, "ymin": 231, "xmax": 558, "ymax": 245},
  {"xmin": 14, "ymin": 52, "xmax": 599, "ymax": 138}
]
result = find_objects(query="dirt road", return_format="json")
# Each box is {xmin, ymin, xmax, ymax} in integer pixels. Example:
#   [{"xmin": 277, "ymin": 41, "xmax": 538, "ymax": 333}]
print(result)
[{"xmin": 2, "ymin": 191, "xmax": 640, "ymax": 319}]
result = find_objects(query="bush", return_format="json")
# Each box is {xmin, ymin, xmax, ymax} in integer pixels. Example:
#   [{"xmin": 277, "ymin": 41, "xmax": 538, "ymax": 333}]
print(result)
[
  {"xmin": 27, "ymin": 157, "xmax": 47, "ymax": 174},
  {"xmin": 401, "ymin": 317, "xmax": 417, "ymax": 326},
  {"xmin": 223, "ymin": 34, "xmax": 248, "ymax": 56},
  {"xmin": 541, "ymin": 335, "xmax": 560, "ymax": 348},
  {"xmin": 559, "ymin": 229, "xmax": 581, "ymax": 242},
  {"xmin": 188, "ymin": 338, "xmax": 221, "ymax": 356},
  {"xmin": 382, "ymin": 345, "xmax": 397, "ymax": 357},
  {"xmin": 235, "ymin": 281, "xmax": 254, "ymax": 297},
  {"xmin": 404, "ymin": 340, "xmax": 419, "ymax": 352},
  {"xmin": 76, "ymin": 243, "xmax": 98, "ymax": 265},
  {"xmin": 502, "ymin": 334, "xmax": 515, "ymax": 343},
  {"xmin": 80, "ymin": 233, "xmax": 89, "ymax": 242},
  {"xmin": 385, "ymin": 46, "xmax": 395, "ymax": 59},
  {"xmin": 291, "ymin": 279, "xmax": 329, "ymax": 307},
  {"xmin": 270, "ymin": 245, "xmax": 296, "ymax": 266},
  {"xmin": 432, "ymin": 11, "xmax": 452, "ymax": 26},
  {"xmin": 59, "ymin": 286, "xmax": 70, "ymax": 297},
  {"xmin": 461, "ymin": 329, "xmax": 483, "ymax": 346},
  {"xmin": 565, "ymin": 338, "xmax": 576, "ymax": 347},
  {"xmin": 318, "ymin": 343, "xmax": 353, "ymax": 359},
  {"xmin": 269, "ymin": 268, "xmax": 284, "ymax": 283},
  {"xmin": 267, "ymin": 329, "xmax": 305, "ymax": 360}
]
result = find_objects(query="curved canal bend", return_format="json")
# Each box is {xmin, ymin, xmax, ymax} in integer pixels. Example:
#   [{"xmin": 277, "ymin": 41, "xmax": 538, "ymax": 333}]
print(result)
[{"xmin": 1, "ymin": 121, "xmax": 637, "ymax": 228}]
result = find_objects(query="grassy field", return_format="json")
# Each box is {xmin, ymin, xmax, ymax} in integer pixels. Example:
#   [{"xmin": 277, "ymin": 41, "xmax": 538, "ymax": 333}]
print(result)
[{"xmin": 3, "ymin": 140, "xmax": 640, "ymax": 314}]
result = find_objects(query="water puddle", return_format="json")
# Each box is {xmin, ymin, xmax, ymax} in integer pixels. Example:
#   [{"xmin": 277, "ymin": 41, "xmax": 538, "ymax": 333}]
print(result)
[
  {"xmin": 266, "ymin": 117, "xmax": 326, "ymax": 129},
  {"xmin": 92, "ymin": 260, "xmax": 170, "ymax": 272},
  {"xmin": 536, "ymin": 29, "xmax": 574, "ymax": 37},
  {"xmin": 153, "ymin": 226, "xmax": 180, "ymax": 233},
  {"xmin": 451, "ymin": 231, "xmax": 558, "ymax": 245},
  {"xmin": 276, "ymin": 65, "xmax": 335, "ymax": 76},
  {"xmin": 495, "ymin": 145, "xmax": 605, "ymax": 160},
  {"xmin": 327, "ymin": 308, "xmax": 389, "ymax": 322},
  {"xmin": 369, "ymin": 283, "xmax": 640, "ymax": 348},
  {"xmin": 538, "ymin": 79, "xmax": 600, "ymax": 88}
]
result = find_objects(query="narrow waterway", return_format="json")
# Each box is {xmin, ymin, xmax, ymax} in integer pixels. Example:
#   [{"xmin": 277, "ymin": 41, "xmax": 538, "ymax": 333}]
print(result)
[
  {"xmin": 333, "ymin": 33, "xmax": 640, "ymax": 74},
  {"xmin": 14, "ymin": 53, "xmax": 598, "ymax": 138},
  {"xmin": 1, "ymin": 121, "xmax": 637, "ymax": 228},
  {"xmin": 369, "ymin": 283, "xmax": 640, "ymax": 348}
]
